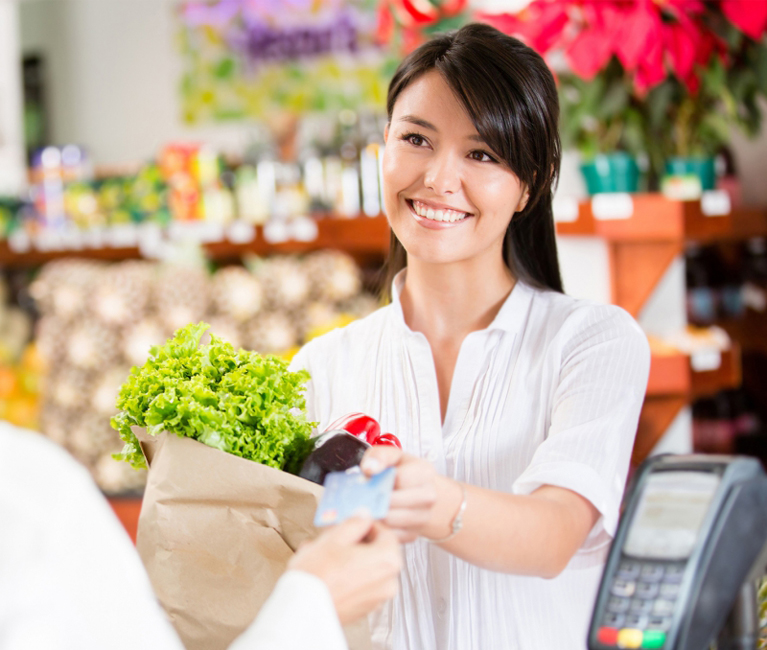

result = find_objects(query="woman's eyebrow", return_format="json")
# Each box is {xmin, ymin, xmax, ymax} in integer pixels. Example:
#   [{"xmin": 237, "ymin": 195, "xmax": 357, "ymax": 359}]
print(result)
[
  {"xmin": 398, "ymin": 114, "xmax": 488, "ymax": 144},
  {"xmin": 398, "ymin": 115, "xmax": 437, "ymax": 130}
]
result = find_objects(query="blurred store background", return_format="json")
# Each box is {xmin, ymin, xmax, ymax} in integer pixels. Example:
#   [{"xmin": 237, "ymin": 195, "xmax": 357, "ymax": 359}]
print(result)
[{"xmin": 0, "ymin": 0, "xmax": 766, "ymax": 509}]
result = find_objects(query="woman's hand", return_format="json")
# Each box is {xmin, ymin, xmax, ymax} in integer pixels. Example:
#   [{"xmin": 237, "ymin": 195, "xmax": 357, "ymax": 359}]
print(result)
[
  {"xmin": 289, "ymin": 515, "xmax": 402, "ymax": 626},
  {"xmin": 361, "ymin": 445, "xmax": 464, "ymax": 543}
]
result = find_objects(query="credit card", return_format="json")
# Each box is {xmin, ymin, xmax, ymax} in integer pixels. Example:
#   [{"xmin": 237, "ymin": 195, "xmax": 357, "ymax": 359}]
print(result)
[{"xmin": 314, "ymin": 467, "xmax": 396, "ymax": 527}]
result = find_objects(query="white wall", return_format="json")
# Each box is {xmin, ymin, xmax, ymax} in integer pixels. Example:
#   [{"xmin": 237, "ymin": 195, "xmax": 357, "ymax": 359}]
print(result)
[
  {"xmin": 0, "ymin": 1, "xmax": 27, "ymax": 195},
  {"xmin": 18, "ymin": 0, "xmax": 260, "ymax": 165}
]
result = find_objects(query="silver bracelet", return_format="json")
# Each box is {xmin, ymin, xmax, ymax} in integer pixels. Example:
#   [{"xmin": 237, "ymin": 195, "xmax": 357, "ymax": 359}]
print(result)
[{"xmin": 426, "ymin": 483, "xmax": 467, "ymax": 544}]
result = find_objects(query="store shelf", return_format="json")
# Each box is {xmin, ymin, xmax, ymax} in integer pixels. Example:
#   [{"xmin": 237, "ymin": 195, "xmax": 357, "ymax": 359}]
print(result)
[
  {"xmin": 554, "ymin": 194, "xmax": 764, "ymax": 241},
  {"xmin": 635, "ymin": 346, "xmax": 742, "ymax": 467},
  {"xmin": 205, "ymin": 214, "xmax": 390, "ymax": 262},
  {"xmin": 0, "ymin": 215, "xmax": 391, "ymax": 269},
  {"xmin": 108, "ymin": 495, "xmax": 142, "ymax": 544},
  {"xmin": 646, "ymin": 352, "xmax": 691, "ymax": 396},
  {"xmin": 645, "ymin": 347, "xmax": 741, "ymax": 398},
  {"xmin": 556, "ymin": 195, "xmax": 767, "ymax": 320},
  {"xmin": 690, "ymin": 344, "xmax": 742, "ymax": 400}
]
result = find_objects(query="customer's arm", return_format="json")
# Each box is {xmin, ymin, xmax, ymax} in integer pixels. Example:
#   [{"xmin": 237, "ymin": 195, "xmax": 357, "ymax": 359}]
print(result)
[
  {"xmin": 232, "ymin": 516, "xmax": 402, "ymax": 650},
  {"xmin": 1, "ymin": 424, "xmax": 401, "ymax": 650}
]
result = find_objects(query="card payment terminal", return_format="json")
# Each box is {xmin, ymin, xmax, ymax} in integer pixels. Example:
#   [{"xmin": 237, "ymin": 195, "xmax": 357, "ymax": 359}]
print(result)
[{"xmin": 588, "ymin": 455, "xmax": 767, "ymax": 650}]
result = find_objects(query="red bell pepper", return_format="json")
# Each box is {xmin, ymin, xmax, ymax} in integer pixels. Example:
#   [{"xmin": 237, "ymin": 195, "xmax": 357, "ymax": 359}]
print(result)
[
  {"xmin": 325, "ymin": 412, "xmax": 401, "ymax": 448},
  {"xmin": 374, "ymin": 433, "xmax": 402, "ymax": 449}
]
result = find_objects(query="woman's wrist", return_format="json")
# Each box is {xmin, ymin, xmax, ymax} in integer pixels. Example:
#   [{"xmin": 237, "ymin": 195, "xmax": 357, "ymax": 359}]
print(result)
[{"xmin": 424, "ymin": 476, "xmax": 466, "ymax": 542}]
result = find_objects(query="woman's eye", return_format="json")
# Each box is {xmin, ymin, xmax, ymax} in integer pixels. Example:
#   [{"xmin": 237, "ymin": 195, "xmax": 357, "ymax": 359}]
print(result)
[
  {"xmin": 402, "ymin": 133, "xmax": 427, "ymax": 147},
  {"xmin": 469, "ymin": 150, "xmax": 496, "ymax": 163}
]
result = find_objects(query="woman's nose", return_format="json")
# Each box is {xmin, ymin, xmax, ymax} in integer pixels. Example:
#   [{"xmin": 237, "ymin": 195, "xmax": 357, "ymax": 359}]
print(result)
[{"xmin": 423, "ymin": 151, "xmax": 461, "ymax": 195}]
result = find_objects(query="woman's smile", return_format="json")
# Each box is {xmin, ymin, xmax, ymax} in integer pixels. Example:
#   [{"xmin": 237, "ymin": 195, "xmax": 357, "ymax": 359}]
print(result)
[{"xmin": 406, "ymin": 198, "xmax": 474, "ymax": 229}]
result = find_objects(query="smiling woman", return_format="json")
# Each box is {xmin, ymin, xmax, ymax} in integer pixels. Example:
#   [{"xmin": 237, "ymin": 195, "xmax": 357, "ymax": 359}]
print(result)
[
  {"xmin": 381, "ymin": 22, "xmax": 563, "ymax": 298},
  {"xmin": 289, "ymin": 22, "xmax": 650, "ymax": 650}
]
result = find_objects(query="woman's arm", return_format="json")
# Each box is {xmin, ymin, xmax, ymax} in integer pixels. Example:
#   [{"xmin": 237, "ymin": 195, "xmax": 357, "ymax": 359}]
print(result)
[{"xmin": 362, "ymin": 447, "xmax": 598, "ymax": 578}]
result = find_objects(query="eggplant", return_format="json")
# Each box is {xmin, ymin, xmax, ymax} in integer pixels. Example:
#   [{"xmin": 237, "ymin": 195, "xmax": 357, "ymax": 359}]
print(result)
[{"xmin": 299, "ymin": 429, "xmax": 370, "ymax": 485}]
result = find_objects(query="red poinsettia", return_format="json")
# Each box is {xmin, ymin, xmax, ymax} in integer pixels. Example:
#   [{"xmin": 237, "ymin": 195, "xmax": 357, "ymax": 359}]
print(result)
[
  {"xmin": 721, "ymin": 0, "xmax": 767, "ymax": 40},
  {"xmin": 376, "ymin": 0, "xmax": 469, "ymax": 53},
  {"xmin": 478, "ymin": 0, "xmax": 735, "ymax": 95}
]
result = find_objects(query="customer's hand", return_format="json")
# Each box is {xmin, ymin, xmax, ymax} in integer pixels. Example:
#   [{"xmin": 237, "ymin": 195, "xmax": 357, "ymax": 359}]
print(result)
[
  {"xmin": 361, "ymin": 446, "xmax": 463, "ymax": 544},
  {"xmin": 289, "ymin": 515, "xmax": 402, "ymax": 626}
]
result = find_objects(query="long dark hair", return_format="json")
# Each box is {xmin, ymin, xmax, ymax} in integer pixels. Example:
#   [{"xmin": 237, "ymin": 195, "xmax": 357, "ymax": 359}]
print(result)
[{"xmin": 382, "ymin": 22, "xmax": 563, "ymax": 297}]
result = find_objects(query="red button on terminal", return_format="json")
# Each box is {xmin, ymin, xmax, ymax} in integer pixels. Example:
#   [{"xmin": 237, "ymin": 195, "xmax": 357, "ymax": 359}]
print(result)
[{"xmin": 597, "ymin": 627, "xmax": 619, "ymax": 646}]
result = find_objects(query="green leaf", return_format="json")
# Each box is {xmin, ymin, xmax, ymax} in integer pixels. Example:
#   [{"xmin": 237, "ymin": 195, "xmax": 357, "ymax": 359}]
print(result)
[{"xmin": 111, "ymin": 322, "xmax": 316, "ymax": 473}]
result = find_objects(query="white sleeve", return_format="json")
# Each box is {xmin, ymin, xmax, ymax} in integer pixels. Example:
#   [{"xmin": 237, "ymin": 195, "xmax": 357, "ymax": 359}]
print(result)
[
  {"xmin": 0, "ymin": 425, "xmax": 184, "ymax": 650},
  {"xmin": 230, "ymin": 570, "xmax": 348, "ymax": 650},
  {"xmin": 512, "ymin": 306, "xmax": 651, "ymax": 556}
]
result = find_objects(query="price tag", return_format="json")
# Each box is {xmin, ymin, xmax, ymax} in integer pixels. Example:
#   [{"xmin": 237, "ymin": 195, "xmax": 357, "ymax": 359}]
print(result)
[
  {"xmin": 8, "ymin": 231, "xmax": 31, "ymax": 253},
  {"xmin": 592, "ymin": 193, "xmax": 634, "ymax": 220},
  {"xmin": 553, "ymin": 196, "xmax": 580, "ymax": 223},
  {"xmin": 34, "ymin": 231, "xmax": 62, "ymax": 252},
  {"xmin": 197, "ymin": 221, "xmax": 226, "ymax": 243},
  {"xmin": 691, "ymin": 349, "xmax": 722, "ymax": 372},
  {"xmin": 227, "ymin": 220, "xmax": 255, "ymax": 244},
  {"xmin": 108, "ymin": 224, "xmax": 139, "ymax": 248},
  {"xmin": 60, "ymin": 229, "xmax": 83, "ymax": 251},
  {"xmin": 701, "ymin": 190, "xmax": 731, "ymax": 217},
  {"xmin": 290, "ymin": 216, "xmax": 319, "ymax": 242},
  {"xmin": 82, "ymin": 227, "xmax": 106, "ymax": 249},
  {"xmin": 138, "ymin": 223, "xmax": 164, "ymax": 258},
  {"xmin": 263, "ymin": 219, "xmax": 291, "ymax": 244}
]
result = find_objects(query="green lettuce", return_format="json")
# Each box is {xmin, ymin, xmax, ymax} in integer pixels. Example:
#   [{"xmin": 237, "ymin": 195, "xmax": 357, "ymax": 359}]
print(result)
[{"xmin": 111, "ymin": 322, "xmax": 316, "ymax": 472}]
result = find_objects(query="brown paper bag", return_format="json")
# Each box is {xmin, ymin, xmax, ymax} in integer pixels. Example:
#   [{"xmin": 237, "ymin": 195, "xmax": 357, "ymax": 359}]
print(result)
[{"xmin": 135, "ymin": 429, "xmax": 371, "ymax": 650}]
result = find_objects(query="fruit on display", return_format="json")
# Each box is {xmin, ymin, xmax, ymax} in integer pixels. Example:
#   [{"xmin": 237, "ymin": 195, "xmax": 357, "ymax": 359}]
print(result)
[
  {"xmin": 256, "ymin": 256, "xmax": 312, "ymax": 310},
  {"xmin": 211, "ymin": 265, "xmax": 264, "ymax": 323},
  {"xmin": 242, "ymin": 310, "xmax": 300, "ymax": 355},
  {"xmin": 91, "ymin": 261, "xmax": 155, "ymax": 327},
  {"xmin": 153, "ymin": 264, "xmax": 212, "ymax": 333},
  {"xmin": 0, "ymin": 274, "xmax": 39, "ymax": 431},
  {"xmin": 31, "ymin": 251, "xmax": 379, "ymax": 493},
  {"xmin": 304, "ymin": 250, "xmax": 363, "ymax": 302}
]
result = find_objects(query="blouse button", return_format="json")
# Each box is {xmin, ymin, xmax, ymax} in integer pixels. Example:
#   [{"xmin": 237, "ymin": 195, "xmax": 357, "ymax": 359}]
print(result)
[{"xmin": 438, "ymin": 598, "xmax": 447, "ymax": 615}]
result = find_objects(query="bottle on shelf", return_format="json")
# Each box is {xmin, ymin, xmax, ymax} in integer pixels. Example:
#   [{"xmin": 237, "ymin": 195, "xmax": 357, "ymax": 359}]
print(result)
[
  {"xmin": 685, "ymin": 243, "xmax": 719, "ymax": 327},
  {"xmin": 742, "ymin": 237, "xmax": 767, "ymax": 313}
]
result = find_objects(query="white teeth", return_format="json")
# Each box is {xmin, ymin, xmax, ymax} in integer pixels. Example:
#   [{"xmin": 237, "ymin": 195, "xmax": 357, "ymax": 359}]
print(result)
[{"xmin": 411, "ymin": 200, "xmax": 467, "ymax": 223}]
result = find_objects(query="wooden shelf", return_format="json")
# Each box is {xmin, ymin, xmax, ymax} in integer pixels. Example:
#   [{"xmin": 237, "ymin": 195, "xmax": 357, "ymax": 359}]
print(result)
[
  {"xmin": 0, "ymin": 215, "xmax": 391, "ymax": 269},
  {"xmin": 634, "ymin": 346, "xmax": 742, "ymax": 467},
  {"xmin": 555, "ymin": 194, "xmax": 766, "ymax": 242},
  {"xmin": 690, "ymin": 344, "xmax": 742, "ymax": 400},
  {"xmin": 645, "ymin": 347, "xmax": 741, "ymax": 398},
  {"xmin": 646, "ymin": 353, "xmax": 691, "ymax": 396}
]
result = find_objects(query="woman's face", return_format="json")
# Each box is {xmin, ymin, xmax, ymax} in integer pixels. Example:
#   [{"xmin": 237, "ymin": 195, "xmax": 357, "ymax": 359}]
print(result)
[{"xmin": 382, "ymin": 71, "xmax": 528, "ymax": 269}]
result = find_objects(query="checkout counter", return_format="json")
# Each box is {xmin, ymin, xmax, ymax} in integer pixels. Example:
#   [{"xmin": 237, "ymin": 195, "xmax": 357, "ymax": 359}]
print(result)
[{"xmin": 588, "ymin": 455, "xmax": 767, "ymax": 650}]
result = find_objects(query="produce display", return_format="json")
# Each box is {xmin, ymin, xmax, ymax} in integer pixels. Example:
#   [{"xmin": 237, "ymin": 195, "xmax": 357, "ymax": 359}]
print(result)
[
  {"xmin": 0, "ymin": 274, "xmax": 39, "ymax": 430},
  {"xmin": 30, "ymin": 249, "xmax": 378, "ymax": 493}
]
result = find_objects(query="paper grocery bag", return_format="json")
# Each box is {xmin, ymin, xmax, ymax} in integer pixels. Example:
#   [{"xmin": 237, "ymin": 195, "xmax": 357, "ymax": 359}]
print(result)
[{"xmin": 135, "ymin": 429, "xmax": 370, "ymax": 650}]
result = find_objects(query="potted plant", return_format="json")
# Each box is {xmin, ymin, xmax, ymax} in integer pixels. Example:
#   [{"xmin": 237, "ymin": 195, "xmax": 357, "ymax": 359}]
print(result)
[{"xmin": 480, "ymin": 0, "xmax": 767, "ymax": 195}]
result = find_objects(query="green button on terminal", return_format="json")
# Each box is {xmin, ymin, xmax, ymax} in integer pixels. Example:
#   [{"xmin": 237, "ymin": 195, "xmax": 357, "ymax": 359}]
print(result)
[{"xmin": 641, "ymin": 630, "xmax": 666, "ymax": 648}]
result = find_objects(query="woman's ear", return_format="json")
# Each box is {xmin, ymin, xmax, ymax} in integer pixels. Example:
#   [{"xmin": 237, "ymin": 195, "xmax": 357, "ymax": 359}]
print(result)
[
  {"xmin": 383, "ymin": 123, "xmax": 390, "ymax": 143},
  {"xmin": 516, "ymin": 186, "xmax": 530, "ymax": 213}
]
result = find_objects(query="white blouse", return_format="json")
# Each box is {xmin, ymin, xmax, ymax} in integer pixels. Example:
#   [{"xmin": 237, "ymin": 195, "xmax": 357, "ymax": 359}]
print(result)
[{"xmin": 290, "ymin": 271, "xmax": 651, "ymax": 650}]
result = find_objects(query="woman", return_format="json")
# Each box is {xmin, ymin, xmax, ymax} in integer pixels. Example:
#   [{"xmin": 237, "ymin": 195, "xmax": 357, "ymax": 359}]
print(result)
[{"xmin": 291, "ymin": 22, "xmax": 650, "ymax": 650}]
